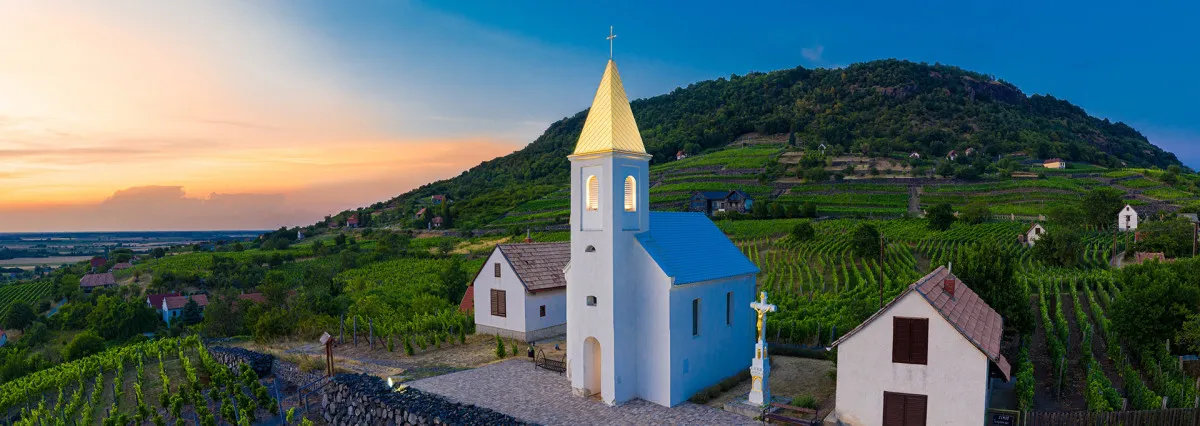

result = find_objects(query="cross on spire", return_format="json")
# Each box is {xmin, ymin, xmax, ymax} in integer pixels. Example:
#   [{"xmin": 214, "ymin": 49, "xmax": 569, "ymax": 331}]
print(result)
[{"xmin": 606, "ymin": 26, "xmax": 617, "ymax": 59}]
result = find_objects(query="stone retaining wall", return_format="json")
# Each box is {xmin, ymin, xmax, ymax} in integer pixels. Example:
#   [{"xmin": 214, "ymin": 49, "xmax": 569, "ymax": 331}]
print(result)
[
  {"xmin": 207, "ymin": 346, "xmax": 274, "ymax": 377},
  {"xmin": 272, "ymin": 358, "xmax": 326, "ymax": 390},
  {"xmin": 321, "ymin": 373, "xmax": 533, "ymax": 426}
]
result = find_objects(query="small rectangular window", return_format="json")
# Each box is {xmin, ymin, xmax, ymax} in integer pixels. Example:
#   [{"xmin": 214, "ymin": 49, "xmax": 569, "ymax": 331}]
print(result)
[
  {"xmin": 490, "ymin": 289, "xmax": 507, "ymax": 317},
  {"xmin": 883, "ymin": 391, "xmax": 927, "ymax": 426},
  {"xmin": 539, "ymin": 305, "xmax": 546, "ymax": 317},
  {"xmin": 892, "ymin": 317, "xmax": 928, "ymax": 365},
  {"xmin": 692, "ymin": 298, "xmax": 700, "ymax": 336},
  {"xmin": 726, "ymin": 292, "xmax": 732, "ymax": 326},
  {"xmin": 494, "ymin": 263, "xmax": 501, "ymax": 277}
]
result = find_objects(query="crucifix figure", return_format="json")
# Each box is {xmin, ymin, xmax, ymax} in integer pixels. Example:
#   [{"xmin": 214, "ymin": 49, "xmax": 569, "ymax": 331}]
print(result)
[
  {"xmin": 606, "ymin": 26, "xmax": 617, "ymax": 59},
  {"xmin": 748, "ymin": 292, "xmax": 778, "ymax": 406},
  {"xmin": 751, "ymin": 291, "xmax": 777, "ymax": 343}
]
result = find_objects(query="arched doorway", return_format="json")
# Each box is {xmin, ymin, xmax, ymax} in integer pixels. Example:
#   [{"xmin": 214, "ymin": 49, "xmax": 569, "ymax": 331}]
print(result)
[{"xmin": 583, "ymin": 337, "xmax": 602, "ymax": 396}]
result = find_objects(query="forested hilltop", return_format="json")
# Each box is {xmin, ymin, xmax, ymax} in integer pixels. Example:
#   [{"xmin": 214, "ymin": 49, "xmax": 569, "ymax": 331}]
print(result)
[{"xmin": 351, "ymin": 59, "xmax": 1183, "ymax": 228}]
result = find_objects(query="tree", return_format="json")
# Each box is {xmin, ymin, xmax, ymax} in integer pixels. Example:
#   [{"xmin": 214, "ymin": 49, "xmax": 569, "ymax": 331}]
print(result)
[
  {"xmin": 790, "ymin": 221, "xmax": 816, "ymax": 242},
  {"xmin": 438, "ymin": 257, "xmax": 471, "ymax": 303},
  {"xmin": 851, "ymin": 224, "xmax": 881, "ymax": 258},
  {"xmin": 950, "ymin": 243, "xmax": 1033, "ymax": 335},
  {"xmin": 436, "ymin": 239, "xmax": 456, "ymax": 256},
  {"xmin": 1132, "ymin": 218, "xmax": 1195, "ymax": 258},
  {"xmin": 1177, "ymin": 312, "xmax": 1200, "ymax": 354},
  {"xmin": 202, "ymin": 296, "xmax": 243, "ymax": 337},
  {"xmin": 1082, "ymin": 188, "xmax": 1124, "ymax": 229},
  {"xmin": 927, "ymin": 203, "xmax": 956, "ymax": 231},
  {"xmin": 1111, "ymin": 259, "xmax": 1200, "ymax": 352},
  {"xmin": 3, "ymin": 301, "xmax": 35, "ymax": 330},
  {"xmin": 150, "ymin": 248, "xmax": 166, "ymax": 259},
  {"xmin": 960, "ymin": 202, "xmax": 991, "ymax": 225},
  {"xmin": 1033, "ymin": 228, "xmax": 1083, "ymax": 267},
  {"xmin": 62, "ymin": 331, "xmax": 105, "ymax": 361},
  {"xmin": 802, "ymin": 202, "xmax": 817, "ymax": 218},
  {"xmin": 1047, "ymin": 204, "xmax": 1085, "ymax": 228},
  {"xmin": 787, "ymin": 132, "xmax": 797, "ymax": 147},
  {"xmin": 181, "ymin": 299, "xmax": 204, "ymax": 325}
]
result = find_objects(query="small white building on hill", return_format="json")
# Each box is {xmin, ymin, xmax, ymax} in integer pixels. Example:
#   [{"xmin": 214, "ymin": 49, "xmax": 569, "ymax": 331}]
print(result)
[
  {"xmin": 1119, "ymin": 204, "xmax": 1139, "ymax": 231},
  {"xmin": 830, "ymin": 266, "xmax": 1010, "ymax": 426},
  {"xmin": 472, "ymin": 242, "xmax": 570, "ymax": 342},
  {"xmin": 1021, "ymin": 223, "xmax": 1046, "ymax": 247}
]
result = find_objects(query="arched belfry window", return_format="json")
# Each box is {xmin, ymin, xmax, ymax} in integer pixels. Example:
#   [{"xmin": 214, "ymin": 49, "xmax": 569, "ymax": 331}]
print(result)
[
  {"xmin": 624, "ymin": 176, "xmax": 636, "ymax": 212},
  {"xmin": 586, "ymin": 175, "xmax": 599, "ymax": 211}
]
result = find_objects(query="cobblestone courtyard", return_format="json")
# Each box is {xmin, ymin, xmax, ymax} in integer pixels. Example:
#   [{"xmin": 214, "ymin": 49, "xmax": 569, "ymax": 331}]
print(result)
[{"xmin": 408, "ymin": 359, "xmax": 759, "ymax": 425}]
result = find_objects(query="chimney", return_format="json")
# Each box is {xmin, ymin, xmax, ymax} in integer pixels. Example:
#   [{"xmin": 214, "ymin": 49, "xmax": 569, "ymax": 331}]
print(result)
[
  {"xmin": 944, "ymin": 263, "xmax": 957, "ymax": 298},
  {"xmin": 524, "ymin": 229, "xmax": 533, "ymax": 244}
]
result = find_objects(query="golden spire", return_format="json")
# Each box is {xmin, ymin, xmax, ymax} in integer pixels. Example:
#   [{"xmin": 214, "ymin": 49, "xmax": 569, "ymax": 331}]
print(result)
[{"xmin": 572, "ymin": 59, "xmax": 647, "ymax": 156}]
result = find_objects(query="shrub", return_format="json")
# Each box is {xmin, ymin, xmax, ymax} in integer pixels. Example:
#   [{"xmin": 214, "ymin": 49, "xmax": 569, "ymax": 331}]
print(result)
[
  {"xmin": 790, "ymin": 221, "xmax": 816, "ymax": 242},
  {"xmin": 495, "ymin": 335, "xmax": 506, "ymax": 359},
  {"xmin": 405, "ymin": 336, "xmax": 415, "ymax": 356},
  {"xmin": 62, "ymin": 331, "xmax": 105, "ymax": 361},
  {"xmin": 790, "ymin": 394, "xmax": 818, "ymax": 410}
]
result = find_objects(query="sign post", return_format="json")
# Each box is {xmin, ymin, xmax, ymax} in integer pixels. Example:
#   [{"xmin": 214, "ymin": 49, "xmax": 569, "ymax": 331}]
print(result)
[{"xmin": 320, "ymin": 332, "xmax": 335, "ymax": 377}]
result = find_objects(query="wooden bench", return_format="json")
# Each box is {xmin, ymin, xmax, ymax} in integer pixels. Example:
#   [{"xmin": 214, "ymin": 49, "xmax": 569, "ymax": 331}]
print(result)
[
  {"xmin": 763, "ymin": 402, "xmax": 818, "ymax": 425},
  {"xmin": 534, "ymin": 349, "xmax": 566, "ymax": 374}
]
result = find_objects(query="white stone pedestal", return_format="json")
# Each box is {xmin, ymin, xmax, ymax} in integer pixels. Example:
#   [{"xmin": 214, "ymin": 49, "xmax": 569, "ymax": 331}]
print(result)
[{"xmin": 749, "ymin": 342, "xmax": 770, "ymax": 405}]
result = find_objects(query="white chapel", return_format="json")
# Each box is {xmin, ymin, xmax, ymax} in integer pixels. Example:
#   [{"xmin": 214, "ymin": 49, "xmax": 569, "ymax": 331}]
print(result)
[{"xmin": 564, "ymin": 58, "xmax": 760, "ymax": 407}]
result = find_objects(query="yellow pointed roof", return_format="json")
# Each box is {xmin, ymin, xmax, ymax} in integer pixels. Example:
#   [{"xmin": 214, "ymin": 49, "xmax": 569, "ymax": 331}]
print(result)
[{"xmin": 572, "ymin": 60, "xmax": 647, "ymax": 155}]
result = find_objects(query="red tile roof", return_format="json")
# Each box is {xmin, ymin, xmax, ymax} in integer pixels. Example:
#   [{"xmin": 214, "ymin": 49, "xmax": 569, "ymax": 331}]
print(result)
[
  {"xmin": 1044, "ymin": 158, "xmax": 1064, "ymax": 163},
  {"xmin": 347, "ymin": 214, "xmax": 359, "ymax": 225},
  {"xmin": 164, "ymin": 294, "xmax": 209, "ymax": 310},
  {"xmin": 148, "ymin": 292, "xmax": 180, "ymax": 309},
  {"xmin": 459, "ymin": 285, "xmax": 474, "ymax": 313},
  {"xmin": 90, "ymin": 257, "xmax": 106, "ymax": 268},
  {"xmin": 833, "ymin": 266, "xmax": 1011, "ymax": 380},
  {"xmin": 431, "ymin": 216, "xmax": 444, "ymax": 224},
  {"xmin": 495, "ymin": 242, "xmax": 570, "ymax": 292},
  {"xmin": 238, "ymin": 293, "xmax": 267, "ymax": 304},
  {"xmin": 79, "ymin": 273, "xmax": 116, "ymax": 288},
  {"xmin": 111, "ymin": 262, "xmax": 133, "ymax": 270}
]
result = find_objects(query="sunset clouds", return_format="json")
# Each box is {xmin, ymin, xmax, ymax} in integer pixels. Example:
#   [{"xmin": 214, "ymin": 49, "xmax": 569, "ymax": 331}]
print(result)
[{"xmin": 0, "ymin": 1, "xmax": 526, "ymax": 230}]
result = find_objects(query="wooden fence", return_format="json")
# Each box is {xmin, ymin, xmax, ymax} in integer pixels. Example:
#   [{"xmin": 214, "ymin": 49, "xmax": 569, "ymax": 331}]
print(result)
[{"xmin": 1015, "ymin": 408, "xmax": 1200, "ymax": 426}]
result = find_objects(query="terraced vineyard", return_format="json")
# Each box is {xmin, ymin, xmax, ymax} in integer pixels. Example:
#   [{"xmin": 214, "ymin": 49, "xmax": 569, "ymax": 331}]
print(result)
[
  {"xmin": 0, "ymin": 279, "xmax": 53, "ymax": 319},
  {"xmin": 1, "ymin": 336, "xmax": 281, "ymax": 425}
]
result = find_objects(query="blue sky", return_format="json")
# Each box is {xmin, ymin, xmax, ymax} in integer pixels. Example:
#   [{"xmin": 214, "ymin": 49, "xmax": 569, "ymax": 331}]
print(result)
[{"xmin": 293, "ymin": 0, "xmax": 1200, "ymax": 169}]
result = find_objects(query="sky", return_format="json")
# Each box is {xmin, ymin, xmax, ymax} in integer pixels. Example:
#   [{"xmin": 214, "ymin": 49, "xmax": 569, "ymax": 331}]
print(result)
[{"xmin": 1, "ymin": 0, "xmax": 1197, "ymax": 232}]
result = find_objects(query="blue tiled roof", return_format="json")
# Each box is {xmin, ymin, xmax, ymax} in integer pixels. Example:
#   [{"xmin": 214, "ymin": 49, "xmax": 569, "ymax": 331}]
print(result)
[{"xmin": 635, "ymin": 212, "xmax": 760, "ymax": 285}]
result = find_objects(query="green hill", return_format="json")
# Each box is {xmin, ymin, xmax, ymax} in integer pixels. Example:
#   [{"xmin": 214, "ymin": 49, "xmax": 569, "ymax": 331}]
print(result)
[{"xmin": 340, "ymin": 59, "xmax": 1188, "ymax": 229}]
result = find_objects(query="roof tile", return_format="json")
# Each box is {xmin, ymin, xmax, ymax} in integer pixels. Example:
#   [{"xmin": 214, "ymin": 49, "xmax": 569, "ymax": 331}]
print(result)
[{"xmin": 498, "ymin": 242, "xmax": 570, "ymax": 292}]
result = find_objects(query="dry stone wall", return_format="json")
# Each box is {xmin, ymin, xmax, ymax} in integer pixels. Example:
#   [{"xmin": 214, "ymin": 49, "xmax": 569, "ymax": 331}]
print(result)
[
  {"xmin": 207, "ymin": 346, "xmax": 274, "ymax": 377},
  {"xmin": 321, "ymin": 374, "xmax": 533, "ymax": 426}
]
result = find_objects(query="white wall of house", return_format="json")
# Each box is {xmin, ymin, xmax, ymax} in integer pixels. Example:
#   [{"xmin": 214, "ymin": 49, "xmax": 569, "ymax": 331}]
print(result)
[
  {"xmin": 834, "ymin": 291, "xmax": 990, "ymax": 426},
  {"xmin": 523, "ymin": 288, "xmax": 565, "ymax": 341},
  {"xmin": 667, "ymin": 273, "xmax": 755, "ymax": 407},
  {"xmin": 1119, "ymin": 205, "xmax": 1139, "ymax": 231},
  {"xmin": 474, "ymin": 249, "xmax": 527, "ymax": 336}
]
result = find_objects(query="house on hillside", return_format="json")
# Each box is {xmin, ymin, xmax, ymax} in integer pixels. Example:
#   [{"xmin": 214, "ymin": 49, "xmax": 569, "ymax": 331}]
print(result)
[
  {"xmin": 829, "ymin": 266, "xmax": 1010, "ymax": 426},
  {"xmin": 430, "ymin": 216, "xmax": 444, "ymax": 228},
  {"xmin": 908, "ymin": 152, "xmax": 920, "ymax": 159},
  {"xmin": 473, "ymin": 242, "xmax": 570, "ymax": 342},
  {"xmin": 964, "ymin": 147, "xmax": 977, "ymax": 156},
  {"xmin": 432, "ymin": 194, "xmax": 447, "ymax": 205},
  {"xmin": 415, "ymin": 207, "xmax": 427, "ymax": 220},
  {"xmin": 1119, "ymin": 204, "xmax": 1139, "ymax": 231},
  {"xmin": 89, "ymin": 256, "xmax": 106, "ymax": 272},
  {"xmin": 675, "ymin": 150, "xmax": 688, "ymax": 160},
  {"xmin": 80, "ymin": 273, "xmax": 116, "ymax": 293},
  {"xmin": 111, "ymin": 262, "xmax": 133, "ymax": 271},
  {"xmin": 147, "ymin": 292, "xmax": 180, "ymax": 313},
  {"xmin": 687, "ymin": 190, "xmax": 753, "ymax": 216},
  {"xmin": 1043, "ymin": 158, "xmax": 1066, "ymax": 169},
  {"xmin": 346, "ymin": 213, "xmax": 360, "ymax": 228},
  {"xmin": 1130, "ymin": 252, "xmax": 1171, "ymax": 266},
  {"xmin": 1019, "ymin": 223, "xmax": 1046, "ymax": 247},
  {"xmin": 946, "ymin": 150, "xmax": 958, "ymax": 161},
  {"xmin": 162, "ymin": 294, "xmax": 209, "ymax": 324}
]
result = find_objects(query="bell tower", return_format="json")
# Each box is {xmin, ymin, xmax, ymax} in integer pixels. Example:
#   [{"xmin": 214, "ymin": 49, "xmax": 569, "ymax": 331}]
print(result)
[{"xmin": 565, "ymin": 58, "xmax": 650, "ymax": 405}]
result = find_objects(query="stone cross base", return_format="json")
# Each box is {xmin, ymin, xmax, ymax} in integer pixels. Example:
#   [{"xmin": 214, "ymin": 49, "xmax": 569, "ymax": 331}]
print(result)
[{"xmin": 749, "ymin": 342, "xmax": 770, "ymax": 406}]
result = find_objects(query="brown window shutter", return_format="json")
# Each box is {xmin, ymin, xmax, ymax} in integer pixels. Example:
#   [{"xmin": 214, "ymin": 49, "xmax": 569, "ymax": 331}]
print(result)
[
  {"xmin": 892, "ymin": 318, "xmax": 910, "ymax": 363},
  {"xmin": 882, "ymin": 392, "xmax": 905, "ymax": 426},
  {"xmin": 498, "ymin": 290, "xmax": 506, "ymax": 317},
  {"xmin": 911, "ymin": 318, "xmax": 929, "ymax": 364},
  {"xmin": 494, "ymin": 263, "xmax": 501, "ymax": 277},
  {"xmin": 905, "ymin": 394, "xmax": 927, "ymax": 426},
  {"xmin": 490, "ymin": 289, "xmax": 499, "ymax": 316}
]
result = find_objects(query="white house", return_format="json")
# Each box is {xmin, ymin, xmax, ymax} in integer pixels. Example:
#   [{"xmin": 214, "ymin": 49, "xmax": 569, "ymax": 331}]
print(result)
[
  {"xmin": 1119, "ymin": 204, "xmax": 1139, "ymax": 231},
  {"xmin": 829, "ymin": 266, "xmax": 1011, "ymax": 426},
  {"xmin": 1022, "ymin": 223, "xmax": 1046, "ymax": 247},
  {"xmin": 162, "ymin": 294, "xmax": 208, "ymax": 325},
  {"xmin": 564, "ymin": 59, "xmax": 759, "ymax": 407},
  {"xmin": 472, "ymin": 242, "xmax": 570, "ymax": 342}
]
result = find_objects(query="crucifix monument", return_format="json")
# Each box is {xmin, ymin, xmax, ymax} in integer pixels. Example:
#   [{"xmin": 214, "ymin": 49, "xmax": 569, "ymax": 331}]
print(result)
[{"xmin": 749, "ymin": 291, "xmax": 777, "ymax": 405}]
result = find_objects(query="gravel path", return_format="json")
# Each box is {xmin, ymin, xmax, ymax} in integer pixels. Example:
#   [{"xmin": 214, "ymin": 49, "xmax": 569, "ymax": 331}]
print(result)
[{"xmin": 408, "ymin": 359, "xmax": 758, "ymax": 426}]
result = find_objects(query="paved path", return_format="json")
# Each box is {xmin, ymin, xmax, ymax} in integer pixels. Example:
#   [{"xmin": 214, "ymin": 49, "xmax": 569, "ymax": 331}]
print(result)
[{"xmin": 408, "ymin": 359, "xmax": 758, "ymax": 426}]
